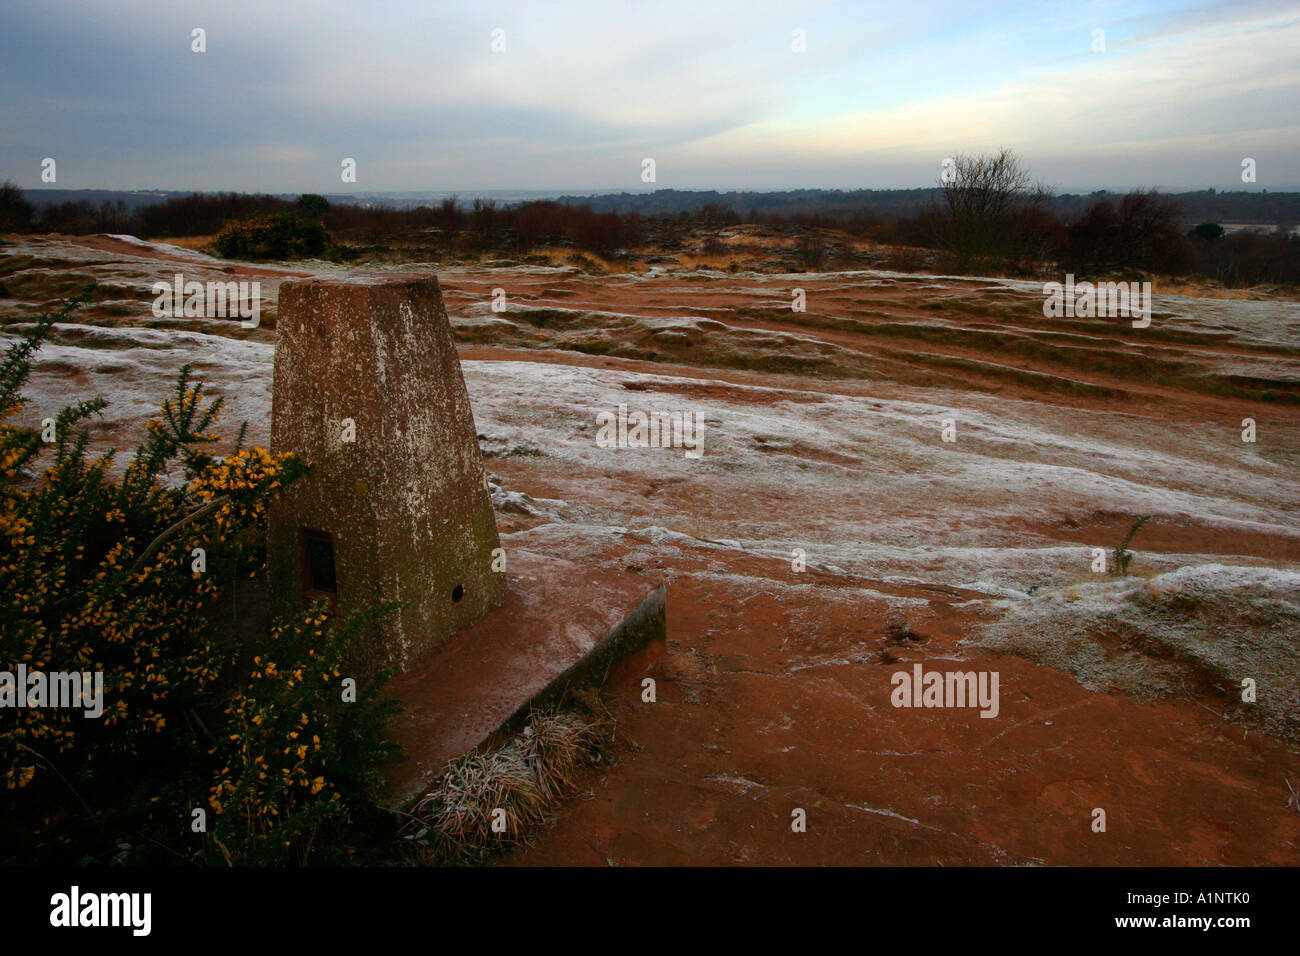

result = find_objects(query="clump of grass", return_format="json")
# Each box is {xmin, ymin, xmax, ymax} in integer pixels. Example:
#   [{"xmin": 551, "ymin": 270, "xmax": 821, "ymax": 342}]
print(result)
[
  {"xmin": 419, "ymin": 745, "xmax": 548, "ymax": 851},
  {"xmin": 524, "ymin": 709, "xmax": 600, "ymax": 801},
  {"xmin": 1114, "ymin": 515, "xmax": 1151, "ymax": 577},
  {"xmin": 404, "ymin": 701, "xmax": 608, "ymax": 864}
]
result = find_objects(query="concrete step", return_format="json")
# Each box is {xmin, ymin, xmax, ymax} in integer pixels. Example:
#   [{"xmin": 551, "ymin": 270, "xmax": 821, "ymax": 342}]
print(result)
[{"xmin": 382, "ymin": 547, "xmax": 665, "ymax": 806}]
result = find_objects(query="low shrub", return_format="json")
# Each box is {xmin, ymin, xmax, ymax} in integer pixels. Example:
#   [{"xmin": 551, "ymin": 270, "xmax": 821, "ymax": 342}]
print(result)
[
  {"xmin": 0, "ymin": 295, "xmax": 400, "ymax": 865},
  {"xmin": 212, "ymin": 212, "xmax": 330, "ymax": 261}
]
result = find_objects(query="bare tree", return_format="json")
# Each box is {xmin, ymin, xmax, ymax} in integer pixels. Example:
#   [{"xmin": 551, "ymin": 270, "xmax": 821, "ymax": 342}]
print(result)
[
  {"xmin": 0, "ymin": 180, "xmax": 34, "ymax": 233},
  {"xmin": 1064, "ymin": 189, "xmax": 1189, "ymax": 275},
  {"xmin": 935, "ymin": 149, "xmax": 1048, "ymax": 271}
]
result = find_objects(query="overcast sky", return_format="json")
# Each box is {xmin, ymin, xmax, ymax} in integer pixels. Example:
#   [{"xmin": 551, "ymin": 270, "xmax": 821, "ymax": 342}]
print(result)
[{"xmin": 2, "ymin": 0, "xmax": 1297, "ymax": 194}]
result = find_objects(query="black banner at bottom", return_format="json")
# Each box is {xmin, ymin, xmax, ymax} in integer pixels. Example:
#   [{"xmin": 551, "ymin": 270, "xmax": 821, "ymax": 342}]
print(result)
[{"xmin": 0, "ymin": 865, "xmax": 1286, "ymax": 942}]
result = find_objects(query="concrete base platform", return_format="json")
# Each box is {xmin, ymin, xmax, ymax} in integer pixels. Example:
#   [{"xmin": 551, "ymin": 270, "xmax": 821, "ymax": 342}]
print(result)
[{"xmin": 382, "ymin": 547, "xmax": 666, "ymax": 807}]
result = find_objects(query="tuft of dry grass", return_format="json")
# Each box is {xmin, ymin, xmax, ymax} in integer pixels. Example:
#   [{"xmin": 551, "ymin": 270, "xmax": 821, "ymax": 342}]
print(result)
[
  {"xmin": 523, "ymin": 246, "xmax": 623, "ymax": 273},
  {"xmin": 523, "ymin": 709, "xmax": 600, "ymax": 801},
  {"xmin": 403, "ymin": 702, "xmax": 608, "ymax": 864},
  {"xmin": 677, "ymin": 253, "xmax": 740, "ymax": 271}
]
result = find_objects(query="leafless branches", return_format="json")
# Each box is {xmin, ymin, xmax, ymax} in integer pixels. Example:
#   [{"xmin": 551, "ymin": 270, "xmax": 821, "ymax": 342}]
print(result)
[{"xmin": 936, "ymin": 149, "xmax": 1050, "ymax": 271}]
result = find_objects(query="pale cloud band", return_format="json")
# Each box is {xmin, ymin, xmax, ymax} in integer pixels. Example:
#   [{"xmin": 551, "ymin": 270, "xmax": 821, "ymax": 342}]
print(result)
[{"xmin": 0, "ymin": 0, "xmax": 1295, "ymax": 192}]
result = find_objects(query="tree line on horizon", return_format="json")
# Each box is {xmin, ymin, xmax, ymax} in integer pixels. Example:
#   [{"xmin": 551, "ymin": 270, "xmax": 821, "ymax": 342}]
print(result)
[{"xmin": 1, "ymin": 156, "xmax": 1297, "ymax": 286}]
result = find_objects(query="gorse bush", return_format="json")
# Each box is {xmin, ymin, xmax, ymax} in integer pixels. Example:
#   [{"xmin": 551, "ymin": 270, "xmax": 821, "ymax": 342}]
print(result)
[
  {"xmin": 0, "ymin": 295, "xmax": 400, "ymax": 865},
  {"xmin": 205, "ymin": 600, "xmax": 401, "ymax": 865},
  {"xmin": 212, "ymin": 212, "xmax": 330, "ymax": 261}
]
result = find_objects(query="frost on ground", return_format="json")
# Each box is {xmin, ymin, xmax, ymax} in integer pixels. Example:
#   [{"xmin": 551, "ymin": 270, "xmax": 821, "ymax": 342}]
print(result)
[
  {"xmin": 6, "ymin": 323, "xmax": 273, "ymax": 458},
  {"xmin": 972, "ymin": 564, "xmax": 1300, "ymax": 741},
  {"xmin": 4, "ymin": 234, "xmax": 1299, "ymax": 750}
]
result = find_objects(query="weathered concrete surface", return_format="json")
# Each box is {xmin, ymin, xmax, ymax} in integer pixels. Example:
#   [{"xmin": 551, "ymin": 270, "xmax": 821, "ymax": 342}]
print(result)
[
  {"xmin": 382, "ymin": 546, "xmax": 666, "ymax": 807},
  {"xmin": 268, "ymin": 277, "xmax": 506, "ymax": 677}
]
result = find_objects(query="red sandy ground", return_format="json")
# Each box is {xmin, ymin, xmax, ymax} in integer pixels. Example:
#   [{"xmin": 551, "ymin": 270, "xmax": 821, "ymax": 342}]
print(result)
[
  {"xmin": 5, "ymin": 235, "xmax": 1298, "ymax": 865},
  {"xmin": 485, "ymin": 512, "xmax": 1299, "ymax": 866},
  {"xmin": 441, "ymin": 271, "xmax": 1300, "ymax": 866}
]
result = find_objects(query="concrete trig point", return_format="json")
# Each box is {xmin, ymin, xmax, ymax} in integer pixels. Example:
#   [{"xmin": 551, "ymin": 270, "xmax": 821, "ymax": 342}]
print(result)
[{"xmin": 267, "ymin": 276, "xmax": 506, "ymax": 676}]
